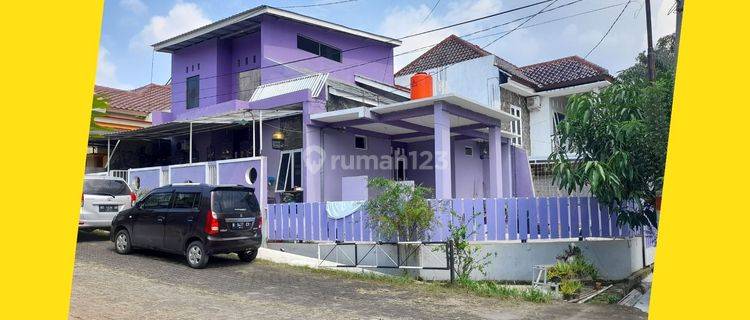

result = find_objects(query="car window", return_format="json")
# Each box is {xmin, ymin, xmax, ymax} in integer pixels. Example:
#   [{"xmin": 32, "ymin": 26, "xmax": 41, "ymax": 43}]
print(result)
[
  {"xmin": 211, "ymin": 190, "xmax": 259, "ymax": 214},
  {"xmin": 83, "ymin": 179, "xmax": 130, "ymax": 196},
  {"xmin": 141, "ymin": 192, "xmax": 172, "ymax": 210},
  {"xmin": 173, "ymin": 192, "xmax": 200, "ymax": 209}
]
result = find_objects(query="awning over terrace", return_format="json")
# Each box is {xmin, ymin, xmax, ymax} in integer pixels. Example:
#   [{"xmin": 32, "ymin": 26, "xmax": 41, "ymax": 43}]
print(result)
[
  {"xmin": 309, "ymin": 94, "xmax": 520, "ymax": 143},
  {"xmin": 307, "ymin": 94, "xmax": 521, "ymax": 200},
  {"xmin": 100, "ymin": 108, "xmax": 301, "ymax": 140}
]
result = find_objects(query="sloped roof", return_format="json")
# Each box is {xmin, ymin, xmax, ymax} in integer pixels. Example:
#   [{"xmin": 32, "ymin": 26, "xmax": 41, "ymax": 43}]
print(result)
[
  {"xmin": 395, "ymin": 35, "xmax": 490, "ymax": 77},
  {"xmin": 395, "ymin": 35, "xmax": 612, "ymax": 92},
  {"xmin": 518, "ymin": 56, "xmax": 613, "ymax": 91},
  {"xmin": 153, "ymin": 5, "xmax": 401, "ymax": 53},
  {"xmin": 94, "ymin": 84, "xmax": 171, "ymax": 115}
]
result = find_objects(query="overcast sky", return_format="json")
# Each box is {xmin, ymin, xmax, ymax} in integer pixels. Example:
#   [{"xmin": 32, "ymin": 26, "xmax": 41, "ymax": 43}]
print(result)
[{"xmin": 98, "ymin": 0, "xmax": 677, "ymax": 89}]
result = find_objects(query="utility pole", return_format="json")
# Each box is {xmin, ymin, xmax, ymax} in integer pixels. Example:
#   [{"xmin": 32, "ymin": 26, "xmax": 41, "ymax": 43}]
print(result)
[
  {"xmin": 675, "ymin": 0, "xmax": 684, "ymax": 54},
  {"xmin": 645, "ymin": 0, "xmax": 656, "ymax": 81}
]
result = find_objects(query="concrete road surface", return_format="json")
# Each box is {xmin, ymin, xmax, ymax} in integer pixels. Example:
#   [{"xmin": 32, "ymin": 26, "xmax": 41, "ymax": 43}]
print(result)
[{"xmin": 70, "ymin": 231, "xmax": 646, "ymax": 320}]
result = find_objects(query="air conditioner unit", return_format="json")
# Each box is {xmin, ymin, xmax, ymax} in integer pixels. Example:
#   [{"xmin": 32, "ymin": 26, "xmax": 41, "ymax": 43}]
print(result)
[{"xmin": 527, "ymin": 96, "xmax": 542, "ymax": 111}]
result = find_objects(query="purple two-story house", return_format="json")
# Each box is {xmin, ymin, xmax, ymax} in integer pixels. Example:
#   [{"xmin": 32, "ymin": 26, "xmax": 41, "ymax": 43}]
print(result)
[{"xmin": 105, "ymin": 5, "xmax": 534, "ymax": 206}]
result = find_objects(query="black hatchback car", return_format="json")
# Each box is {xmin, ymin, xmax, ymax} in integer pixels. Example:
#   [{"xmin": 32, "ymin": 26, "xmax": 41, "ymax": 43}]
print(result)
[{"xmin": 110, "ymin": 184, "xmax": 262, "ymax": 268}]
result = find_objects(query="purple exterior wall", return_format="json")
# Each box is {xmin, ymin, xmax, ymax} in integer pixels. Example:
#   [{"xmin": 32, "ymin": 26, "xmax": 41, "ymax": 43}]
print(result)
[
  {"xmin": 452, "ymin": 140, "xmax": 485, "ymax": 198},
  {"xmin": 129, "ymin": 168, "xmax": 161, "ymax": 191},
  {"xmin": 512, "ymin": 146, "xmax": 534, "ymax": 197},
  {"xmin": 163, "ymin": 14, "xmax": 395, "ymax": 125},
  {"xmin": 259, "ymin": 15, "xmax": 394, "ymax": 85},
  {"xmin": 404, "ymin": 140, "xmax": 435, "ymax": 191},
  {"xmin": 170, "ymin": 165, "xmax": 207, "ymax": 184},
  {"xmin": 319, "ymin": 128, "xmax": 393, "ymax": 202}
]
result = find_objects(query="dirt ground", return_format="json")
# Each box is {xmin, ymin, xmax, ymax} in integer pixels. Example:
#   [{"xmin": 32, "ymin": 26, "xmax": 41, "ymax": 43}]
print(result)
[{"xmin": 70, "ymin": 231, "xmax": 646, "ymax": 320}]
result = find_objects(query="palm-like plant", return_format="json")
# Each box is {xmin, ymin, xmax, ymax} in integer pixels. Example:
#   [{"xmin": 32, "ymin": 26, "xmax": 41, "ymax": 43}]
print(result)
[{"xmin": 89, "ymin": 94, "xmax": 113, "ymax": 138}]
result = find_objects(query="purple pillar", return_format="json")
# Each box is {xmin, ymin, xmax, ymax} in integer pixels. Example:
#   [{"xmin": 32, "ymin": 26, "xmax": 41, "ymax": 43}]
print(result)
[
  {"xmin": 502, "ymin": 142, "xmax": 513, "ymax": 197},
  {"xmin": 434, "ymin": 102, "xmax": 452, "ymax": 199},
  {"xmin": 488, "ymin": 126, "xmax": 504, "ymax": 198},
  {"xmin": 303, "ymin": 101, "xmax": 324, "ymax": 202}
]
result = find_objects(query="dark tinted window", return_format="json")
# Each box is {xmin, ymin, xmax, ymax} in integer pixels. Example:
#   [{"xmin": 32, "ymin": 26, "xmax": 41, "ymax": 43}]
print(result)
[
  {"xmin": 186, "ymin": 75, "xmax": 199, "ymax": 109},
  {"xmin": 297, "ymin": 35, "xmax": 319, "ymax": 55},
  {"xmin": 211, "ymin": 190, "xmax": 259, "ymax": 214},
  {"xmin": 141, "ymin": 193, "xmax": 172, "ymax": 209},
  {"xmin": 320, "ymin": 44, "xmax": 341, "ymax": 62},
  {"xmin": 297, "ymin": 35, "xmax": 341, "ymax": 62},
  {"xmin": 173, "ymin": 192, "xmax": 200, "ymax": 209},
  {"xmin": 83, "ymin": 179, "xmax": 130, "ymax": 196},
  {"xmin": 354, "ymin": 136, "xmax": 366, "ymax": 149}
]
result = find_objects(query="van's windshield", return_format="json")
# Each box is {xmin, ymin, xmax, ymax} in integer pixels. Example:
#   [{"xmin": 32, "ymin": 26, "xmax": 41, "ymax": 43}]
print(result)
[
  {"xmin": 211, "ymin": 190, "xmax": 259, "ymax": 214},
  {"xmin": 84, "ymin": 179, "xmax": 131, "ymax": 196}
]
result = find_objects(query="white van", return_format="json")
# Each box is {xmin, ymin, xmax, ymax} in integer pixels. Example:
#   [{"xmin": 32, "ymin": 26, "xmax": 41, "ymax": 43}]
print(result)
[{"xmin": 80, "ymin": 176, "xmax": 135, "ymax": 231}]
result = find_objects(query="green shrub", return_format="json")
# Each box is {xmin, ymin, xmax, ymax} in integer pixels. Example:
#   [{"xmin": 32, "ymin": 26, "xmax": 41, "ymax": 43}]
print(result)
[
  {"xmin": 365, "ymin": 177, "xmax": 435, "ymax": 241},
  {"xmin": 560, "ymin": 279, "xmax": 583, "ymax": 300},
  {"xmin": 548, "ymin": 246, "xmax": 599, "ymax": 282}
]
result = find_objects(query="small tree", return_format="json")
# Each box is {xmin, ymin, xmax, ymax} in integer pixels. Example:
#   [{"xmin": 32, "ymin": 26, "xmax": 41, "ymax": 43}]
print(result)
[
  {"xmin": 446, "ymin": 209, "xmax": 494, "ymax": 283},
  {"xmin": 550, "ymin": 76, "xmax": 672, "ymax": 230},
  {"xmin": 549, "ymin": 34, "xmax": 675, "ymax": 231},
  {"xmin": 365, "ymin": 177, "xmax": 435, "ymax": 241}
]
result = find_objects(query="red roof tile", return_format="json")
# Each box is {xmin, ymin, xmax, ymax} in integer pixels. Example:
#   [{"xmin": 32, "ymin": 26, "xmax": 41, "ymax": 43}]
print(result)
[
  {"xmin": 518, "ymin": 56, "xmax": 613, "ymax": 91},
  {"xmin": 94, "ymin": 83, "xmax": 171, "ymax": 115},
  {"xmin": 395, "ymin": 35, "xmax": 491, "ymax": 77},
  {"xmin": 395, "ymin": 35, "xmax": 612, "ymax": 92}
]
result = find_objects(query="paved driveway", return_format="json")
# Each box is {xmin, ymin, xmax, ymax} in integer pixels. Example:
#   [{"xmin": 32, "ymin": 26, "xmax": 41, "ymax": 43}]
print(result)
[{"xmin": 70, "ymin": 231, "xmax": 646, "ymax": 320}]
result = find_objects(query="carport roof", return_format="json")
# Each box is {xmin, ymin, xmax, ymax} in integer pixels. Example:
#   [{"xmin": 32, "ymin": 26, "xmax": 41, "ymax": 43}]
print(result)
[{"xmin": 310, "ymin": 94, "xmax": 520, "ymax": 143}]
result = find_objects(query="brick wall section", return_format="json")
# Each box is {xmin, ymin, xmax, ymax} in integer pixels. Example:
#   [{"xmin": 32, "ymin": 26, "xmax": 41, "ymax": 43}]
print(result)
[{"xmin": 499, "ymin": 88, "xmax": 531, "ymax": 153}]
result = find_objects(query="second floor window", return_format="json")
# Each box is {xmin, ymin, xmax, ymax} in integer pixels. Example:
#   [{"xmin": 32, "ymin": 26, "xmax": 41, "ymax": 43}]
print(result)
[
  {"xmin": 186, "ymin": 75, "xmax": 199, "ymax": 109},
  {"xmin": 297, "ymin": 35, "xmax": 342, "ymax": 62},
  {"xmin": 510, "ymin": 105, "xmax": 523, "ymax": 146}
]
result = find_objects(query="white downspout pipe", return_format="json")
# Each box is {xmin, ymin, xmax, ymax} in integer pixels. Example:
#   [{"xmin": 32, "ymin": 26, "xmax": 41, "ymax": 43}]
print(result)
[
  {"xmin": 252, "ymin": 113, "xmax": 257, "ymax": 157},
  {"xmin": 189, "ymin": 122, "xmax": 193, "ymax": 164},
  {"xmin": 106, "ymin": 138, "xmax": 110, "ymax": 172}
]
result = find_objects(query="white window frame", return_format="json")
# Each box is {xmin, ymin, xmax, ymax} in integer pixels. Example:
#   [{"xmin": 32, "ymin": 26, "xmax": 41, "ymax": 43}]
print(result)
[
  {"xmin": 275, "ymin": 149, "xmax": 302, "ymax": 193},
  {"xmin": 354, "ymin": 135, "xmax": 367, "ymax": 150},
  {"xmin": 510, "ymin": 105, "xmax": 523, "ymax": 146}
]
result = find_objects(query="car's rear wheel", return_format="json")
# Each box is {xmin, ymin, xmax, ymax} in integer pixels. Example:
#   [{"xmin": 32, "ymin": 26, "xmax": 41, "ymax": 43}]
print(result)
[
  {"xmin": 114, "ymin": 229, "xmax": 132, "ymax": 254},
  {"xmin": 237, "ymin": 248, "xmax": 258, "ymax": 262},
  {"xmin": 186, "ymin": 241, "xmax": 209, "ymax": 269}
]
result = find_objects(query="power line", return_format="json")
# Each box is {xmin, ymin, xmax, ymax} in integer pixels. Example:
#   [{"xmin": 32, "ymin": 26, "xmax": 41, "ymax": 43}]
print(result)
[
  {"xmin": 402, "ymin": 0, "xmax": 554, "ymax": 40},
  {"xmin": 170, "ymin": 0, "xmax": 623, "ymax": 104},
  {"xmin": 584, "ymin": 0, "xmax": 632, "ymax": 59},
  {"xmin": 280, "ymin": 0, "xmax": 358, "ymax": 9},
  {"xmin": 458, "ymin": 0, "xmax": 583, "ymax": 40},
  {"xmin": 464, "ymin": 2, "xmax": 630, "ymax": 43},
  {"xmin": 483, "ymin": 0, "xmax": 560, "ymax": 49},
  {"xmin": 167, "ymin": 0, "xmax": 575, "ymax": 88},
  {"xmin": 422, "ymin": 0, "xmax": 442, "ymax": 23},
  {"xmin": 406, "ymin": 0, "xmax": 561, "ymax": 97}
]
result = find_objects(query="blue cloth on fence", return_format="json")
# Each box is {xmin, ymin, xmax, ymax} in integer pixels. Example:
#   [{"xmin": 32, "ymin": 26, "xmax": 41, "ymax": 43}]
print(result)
[{"xmin": 326, "ymin": 200, "xmax": 365, "ymax": 219}]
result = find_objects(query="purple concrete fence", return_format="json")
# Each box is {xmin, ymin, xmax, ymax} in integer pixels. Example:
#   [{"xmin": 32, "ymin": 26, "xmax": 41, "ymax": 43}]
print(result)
[{"xmin": 267, "ymin": 197, "xmax": 637, "ymax": 242}]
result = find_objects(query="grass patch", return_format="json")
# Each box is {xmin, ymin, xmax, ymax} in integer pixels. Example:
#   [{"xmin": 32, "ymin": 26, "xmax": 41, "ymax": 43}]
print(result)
[
  {"xmin": 256, "ymin": 259, "xmax": 552, "ymax": 303},
  {"xmin": 457, "ymin": 279, "xmax": 552, "ymax": 303}
]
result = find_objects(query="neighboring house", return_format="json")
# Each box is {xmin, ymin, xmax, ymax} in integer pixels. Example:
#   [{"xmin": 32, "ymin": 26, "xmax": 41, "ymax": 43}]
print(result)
[
  {"xmin": 105, "ymin": 5, "xmax": 533, "ymax": 204},
  {"xmin": 93, "ymin": 84, "xmax": 172, "ymax": 130},
  {"xmin": 87, "ymin": 84, "xmax": 171, "ymax": 173},
  {"xmin": 394, "ymin": 35, "xmax": 614, "ymax": 196}
]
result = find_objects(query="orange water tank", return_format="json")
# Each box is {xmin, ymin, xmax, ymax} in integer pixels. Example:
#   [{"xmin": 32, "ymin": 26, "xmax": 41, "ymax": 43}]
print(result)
[{"xmin": 410, "ymin": 72, "xmax": 433, "ymax": 100}]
